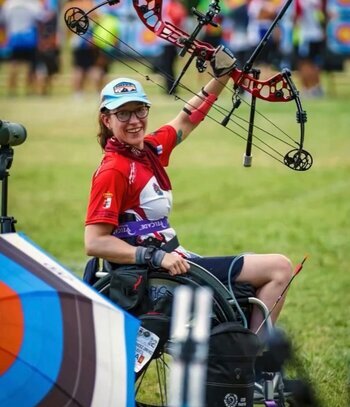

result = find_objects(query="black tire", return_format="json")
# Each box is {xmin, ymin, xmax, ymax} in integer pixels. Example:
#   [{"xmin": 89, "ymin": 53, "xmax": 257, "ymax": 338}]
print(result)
[
  {"xmin": 93, "ymin": 262, "xmax": 238, "ymax": 406},
  {"xmin": 93, "ymin": 261, "xmax": 237, "ymax": 323}
]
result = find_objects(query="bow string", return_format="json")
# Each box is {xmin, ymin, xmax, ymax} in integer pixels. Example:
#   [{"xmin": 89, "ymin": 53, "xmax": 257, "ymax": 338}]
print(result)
[{"xmin": 64, "ymin": 0, "xmax": 313, "ymax": 171}]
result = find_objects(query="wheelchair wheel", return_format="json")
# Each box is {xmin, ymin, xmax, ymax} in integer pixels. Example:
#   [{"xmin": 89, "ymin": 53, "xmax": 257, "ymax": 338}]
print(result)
[
  {"xmin": 93, "ymin": 261, "xmax": 237, "ymax": 324},
  {"xmin": 93, "ymin": 262, "xmax": 238, "ymax": 407}
]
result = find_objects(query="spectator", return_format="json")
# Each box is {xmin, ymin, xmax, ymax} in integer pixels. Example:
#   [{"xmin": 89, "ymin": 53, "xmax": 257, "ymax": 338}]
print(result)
[
  {"xmin": 247, "ymin": 0, "xmax": 282, "ymax": 77},
  {"xmin": 91, "ymin": 11, "xmax": 119, "ymax": 91},
  {"xmin": 226, "ymin": 0, "xmax": 251, "ymax": 69},
  {"xmin": 158, "ymin": 0, "xmax": 187, "ymax": 93},
  {"xmin": 278, "ymin": 3, "xmax": 294, "ymax": 70},
  {"xmin": 1, "ymin": 0, "xmax": 47, "ymax": 95},
  {"xmin": 293, "ymin": 0, "xmax": 325, "ymax": 98},
  {"xmin": 197, "ymin": 0, "xmax": 225, "ymax": 48},
  {"xmin": 36, "ymin": 0, "xmax": 60, "ymax": 95},
  {"xmin": 64, "ymin": 0, "xmax": 106, "ymax": 98}
]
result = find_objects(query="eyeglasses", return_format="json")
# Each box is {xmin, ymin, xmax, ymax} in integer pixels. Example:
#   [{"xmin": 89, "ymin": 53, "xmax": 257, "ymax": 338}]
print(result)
[{"xmin": 110, "ymin": 105, "xmax": 150, "ymax": 122}]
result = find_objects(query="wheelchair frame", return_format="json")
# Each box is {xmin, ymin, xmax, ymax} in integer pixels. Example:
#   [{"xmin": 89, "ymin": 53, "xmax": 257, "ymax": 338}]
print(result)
[{"xmin": 93, "ymin": 261, "xmax": 293, "ymax": 407}]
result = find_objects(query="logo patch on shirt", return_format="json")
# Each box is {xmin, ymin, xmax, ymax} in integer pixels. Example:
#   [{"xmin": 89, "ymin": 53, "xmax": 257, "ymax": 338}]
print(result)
[
  {"xmin": 156, "ymin": 144, "xmax": 163, "ymax": 155},
  {"xmin": 153, "ymin": 183, "xmax": 163, "ymax": 196},
  {"xmin": 102, "ymin": 192, "xmax": 113, "ymax": 209},
  {"xmin": 113, "ymin": 82, "xmax": 137, "ymax": 94}
]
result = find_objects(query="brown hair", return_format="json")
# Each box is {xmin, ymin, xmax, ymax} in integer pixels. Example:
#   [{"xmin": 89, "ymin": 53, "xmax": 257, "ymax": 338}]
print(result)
[{"xmin": 97, "ymin": 110, "xmax": 113, "ymax": 149}]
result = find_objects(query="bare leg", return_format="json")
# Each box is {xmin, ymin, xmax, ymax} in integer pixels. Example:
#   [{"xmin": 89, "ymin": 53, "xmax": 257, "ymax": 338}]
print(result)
[
  {"xmin": 25, "ymin": 65, "xmax": 37, "ymax": 95},
  {"xmin": 235, "ymin": 254, "xmax": 293, "ymax": 334},
  {"xmin": 298, "ymin": 60, "xmax": 322, "ymax": 92},
  {"xmin": 90, "ymin": 65, "xmax": 105, "ymax": 92},
  {"xmin": 72, "ymin": 67, "xmax": 85, "ymax": 97},
  {"xmin": 7, "ymin": 61, "xmax": 19, "ymax": 95}
]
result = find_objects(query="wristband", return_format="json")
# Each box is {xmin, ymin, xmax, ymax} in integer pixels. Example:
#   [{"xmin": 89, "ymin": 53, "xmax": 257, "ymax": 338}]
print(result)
[
  {"xmin": 135, "ymin": 246, "xmax": 166, "ymax": 268},
  {"xmin": 150, "ymin": 249, "xmax": 166, "ymax": 268},
  {"xmin": 183, "ymin": 92, "xmax": 217, "ymax": 125},
  {"xmin": 135, "ymin": 246, "xmax": 147, "ymax": 264}
]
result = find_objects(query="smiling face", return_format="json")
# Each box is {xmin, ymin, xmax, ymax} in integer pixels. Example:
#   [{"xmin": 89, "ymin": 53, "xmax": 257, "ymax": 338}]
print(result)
[{"xmin": 102, "ymin": 102, "xmax": 149, "ymax": 149}]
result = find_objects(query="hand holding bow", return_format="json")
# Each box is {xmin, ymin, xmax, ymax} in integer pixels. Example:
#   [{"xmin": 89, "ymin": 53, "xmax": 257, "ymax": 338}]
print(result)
[{"xmin": 210, "ymin": 45, "xmax": 237, "ymax": 78}]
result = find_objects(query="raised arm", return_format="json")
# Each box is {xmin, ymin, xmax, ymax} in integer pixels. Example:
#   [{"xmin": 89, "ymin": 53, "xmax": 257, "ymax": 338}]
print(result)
[{"xmin": 167, "ymin": 46, "xmax": 237, "ymax": 143}]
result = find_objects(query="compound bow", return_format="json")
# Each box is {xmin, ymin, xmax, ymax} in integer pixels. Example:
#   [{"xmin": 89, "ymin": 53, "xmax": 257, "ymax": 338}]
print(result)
[{"xmin": 64, "ymin": 0, "xmax": 313, "ymax": 171}]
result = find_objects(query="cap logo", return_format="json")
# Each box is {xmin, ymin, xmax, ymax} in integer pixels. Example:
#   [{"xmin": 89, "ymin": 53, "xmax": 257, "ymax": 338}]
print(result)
[{"xmin": 113, "ymin": 82, "xmax": 137, "ymax": 94}]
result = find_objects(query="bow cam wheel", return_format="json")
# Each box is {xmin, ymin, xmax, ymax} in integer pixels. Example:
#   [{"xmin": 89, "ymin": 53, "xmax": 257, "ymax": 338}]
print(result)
[
  {"xmin": 64, "ymin": 7, "xmax": 89, "ymax": 35},
  {"xmin": 284, "ymin": 149, "xmax": 313, "ymax": 171}
]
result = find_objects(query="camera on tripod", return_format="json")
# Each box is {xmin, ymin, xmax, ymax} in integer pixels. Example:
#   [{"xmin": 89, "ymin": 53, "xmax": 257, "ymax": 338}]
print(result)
[
  {"xmin": 0, "ymin": 120, "xmax": 27, "ymax": 233},
  {"xmin": 0, "ymin": 120, "xmax": 27, "ymax": 147}
]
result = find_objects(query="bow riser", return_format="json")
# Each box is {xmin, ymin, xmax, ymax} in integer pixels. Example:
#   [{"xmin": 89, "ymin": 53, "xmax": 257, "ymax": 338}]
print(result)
[
  {"xmin": 231, "ymin": 71, "xmax": 294, "ymax": 103},
  {"xmin": 156, "ymin": 21, "xmax": 214, "ymax": 57}
]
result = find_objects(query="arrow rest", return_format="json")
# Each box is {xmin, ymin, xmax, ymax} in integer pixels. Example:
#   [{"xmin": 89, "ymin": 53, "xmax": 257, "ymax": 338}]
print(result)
[{"xmin": 195, "ymin": 50, "xmax": 209, "ymax": 73}]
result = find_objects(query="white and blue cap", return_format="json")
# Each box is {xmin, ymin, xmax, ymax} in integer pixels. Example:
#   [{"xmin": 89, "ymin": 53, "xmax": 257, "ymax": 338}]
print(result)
[{"xmin": 99, "ymin": 77, "xmax": 151, "ymax": 111}]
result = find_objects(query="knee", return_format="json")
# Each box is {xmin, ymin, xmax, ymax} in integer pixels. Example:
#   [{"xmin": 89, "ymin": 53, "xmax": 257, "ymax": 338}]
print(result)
[{"xmin": 272, "ymin": 254, "xmax": 293, "ymax": 285}]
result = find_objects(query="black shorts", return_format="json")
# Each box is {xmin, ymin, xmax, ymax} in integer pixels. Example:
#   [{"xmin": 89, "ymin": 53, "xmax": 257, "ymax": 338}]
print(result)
[
  {"xmin": 94, "ymin": 50, "xmax": 112, "ymax": 73},
  {"xmin": 37, "ymin": 50, "xmax": 60, "ymax": 75},
  {"xmin": 10, "ymin": 47, "xmax": 37, "ymax": 65},
  {"xmin": 73, "ymin": 48, "xmax": 98, "ymax": 70},
  {"xmin": 190, "ymin": 255, "xmax": 244, "ymax": 285},
  {"xmin": 248, "ymin": 40, "xmax": 281, "ymax": 68},
  {"xmin": 295, "ymin": 40, "xmax": 325, "ymax": 66}
]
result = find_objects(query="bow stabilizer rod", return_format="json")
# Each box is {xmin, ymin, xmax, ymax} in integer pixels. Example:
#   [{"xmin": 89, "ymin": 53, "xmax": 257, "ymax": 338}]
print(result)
[{"xmin": 243, "ymin": 69, "xmax": 260, "ymax": 167}]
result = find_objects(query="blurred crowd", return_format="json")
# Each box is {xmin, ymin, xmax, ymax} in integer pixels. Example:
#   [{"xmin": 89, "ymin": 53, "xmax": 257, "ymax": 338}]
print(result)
[
  {"xmin": 199, "ymin": 0, "xmax": 332, "ymax": 98},
  {"xmin": 0, "ymin": 0, "xmax": 60, "ymax": 95},
  {"xmin": 0, "ymin": 0, "xmax": 347, "ymax": 98}
]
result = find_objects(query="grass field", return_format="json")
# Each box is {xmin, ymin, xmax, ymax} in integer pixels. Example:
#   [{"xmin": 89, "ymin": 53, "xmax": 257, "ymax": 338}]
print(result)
[{"xmin": 1, "ymin": 60, "xmax": 350, "ymax": 406}]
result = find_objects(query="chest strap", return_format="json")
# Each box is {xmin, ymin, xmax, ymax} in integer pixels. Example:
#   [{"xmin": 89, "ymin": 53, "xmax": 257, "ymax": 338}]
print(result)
[{"xmin": 113, "ymin": 217, "xmax": 170, "ymax": 239}]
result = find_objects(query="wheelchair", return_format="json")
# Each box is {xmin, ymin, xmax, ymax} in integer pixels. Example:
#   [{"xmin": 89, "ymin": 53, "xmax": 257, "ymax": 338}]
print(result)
[{"xmin": 92, "ymin": 260, "xmax": 296, "ymax": 407}]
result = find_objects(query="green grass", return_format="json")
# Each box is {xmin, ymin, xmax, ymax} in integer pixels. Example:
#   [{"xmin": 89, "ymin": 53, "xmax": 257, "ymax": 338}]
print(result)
[{"xmin": 1, "ymin": 63, "xmax": 350, "ymax": 406}]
